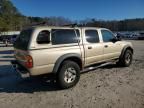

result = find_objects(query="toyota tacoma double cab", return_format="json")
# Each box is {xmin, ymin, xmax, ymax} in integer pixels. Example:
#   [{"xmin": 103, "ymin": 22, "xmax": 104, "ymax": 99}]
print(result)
[{"xmin": 11, "ymin": 26, "xmax": 133, "ymax": 89}]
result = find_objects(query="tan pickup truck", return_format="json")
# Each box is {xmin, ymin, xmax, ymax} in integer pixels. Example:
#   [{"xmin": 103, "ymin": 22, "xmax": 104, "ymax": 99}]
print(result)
[{"xmin": 11, "ymin": 26, "xmax": 133, "ymax": 89}]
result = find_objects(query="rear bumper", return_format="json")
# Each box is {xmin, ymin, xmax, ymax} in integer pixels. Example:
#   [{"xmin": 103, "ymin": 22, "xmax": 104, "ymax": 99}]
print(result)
[{"xmin": 11, "ymin": 60, "xmax": 30, "ymax": 78}]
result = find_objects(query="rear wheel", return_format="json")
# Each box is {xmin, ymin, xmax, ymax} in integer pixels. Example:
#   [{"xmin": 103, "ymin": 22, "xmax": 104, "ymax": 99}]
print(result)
[
  {"xmin": 57, "ymin": 61, "xmax": 80, "ymax": 89},
  {"xmin": 117, "ymin": 49, "xmax": 133, "ymax": 67}
]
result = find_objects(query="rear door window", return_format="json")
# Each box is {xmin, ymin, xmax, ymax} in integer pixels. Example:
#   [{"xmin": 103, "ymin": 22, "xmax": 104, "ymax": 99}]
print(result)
[{"xmin": 85, "ymin": 30, "xmax": 99, "ymax": 43}]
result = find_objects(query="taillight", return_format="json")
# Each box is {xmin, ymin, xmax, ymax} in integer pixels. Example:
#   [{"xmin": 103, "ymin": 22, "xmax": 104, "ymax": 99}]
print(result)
[{"xmin": 25, "ymin": 55, "xmax": 33, "ymax": 68}]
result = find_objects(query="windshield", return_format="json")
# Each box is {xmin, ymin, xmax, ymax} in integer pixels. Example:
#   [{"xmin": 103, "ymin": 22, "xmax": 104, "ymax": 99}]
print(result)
[{"xmin": 14, "ymin": 29, "xmax": 33, "ymax": 50}]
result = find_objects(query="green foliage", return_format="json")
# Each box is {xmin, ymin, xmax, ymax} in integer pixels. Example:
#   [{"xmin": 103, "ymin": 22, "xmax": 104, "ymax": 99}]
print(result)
[
  {"xmin": 0, "ymin": 0, "xmax": 22, "ymax": 31},
  {"xmin": 81, "ymin": 18, "xmax": 144, "ymax": 31}
]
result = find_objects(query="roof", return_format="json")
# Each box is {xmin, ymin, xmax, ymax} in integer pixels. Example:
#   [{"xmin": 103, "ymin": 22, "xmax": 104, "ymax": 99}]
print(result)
[{"xmin": 31, "ymin": 25, "xmax": 105, "ymax": 30}]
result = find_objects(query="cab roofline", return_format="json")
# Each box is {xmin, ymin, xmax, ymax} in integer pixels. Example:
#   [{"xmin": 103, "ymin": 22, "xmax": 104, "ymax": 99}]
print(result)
[{"xmin": 29, "ymin": 26, "xmax": 105, "ymax": 30}]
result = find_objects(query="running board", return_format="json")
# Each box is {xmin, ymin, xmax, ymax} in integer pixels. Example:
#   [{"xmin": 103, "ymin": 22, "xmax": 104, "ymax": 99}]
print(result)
[{"xmin": 81, "ymin": 61, "xmax": 115, "ymax": 74}]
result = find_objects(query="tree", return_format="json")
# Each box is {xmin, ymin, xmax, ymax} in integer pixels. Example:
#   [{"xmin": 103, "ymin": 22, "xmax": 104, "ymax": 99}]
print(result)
[
  {"xmin": 0, "ymin": 0, "xmax": 22, "ymax": 31},
  {"xmin": 0, "ymin": 0, "xmax": 144, "ymax": 32}
]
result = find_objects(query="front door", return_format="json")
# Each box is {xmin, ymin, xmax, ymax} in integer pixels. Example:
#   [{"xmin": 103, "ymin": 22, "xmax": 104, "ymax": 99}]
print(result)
[{"xmin": 101, "ymin": 30, "xmax": 122, "ymax": 60}]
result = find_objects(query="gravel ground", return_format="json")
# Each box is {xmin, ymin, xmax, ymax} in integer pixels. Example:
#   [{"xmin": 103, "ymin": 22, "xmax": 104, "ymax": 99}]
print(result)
[{"xmin": 0, "ymin": 40, "xmax": 144, "ymax": 108}]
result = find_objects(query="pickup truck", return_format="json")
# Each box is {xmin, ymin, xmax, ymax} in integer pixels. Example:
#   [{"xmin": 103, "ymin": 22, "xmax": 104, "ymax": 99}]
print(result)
[{"xmin": 11, "ymin": 26, "xmax": 133, "ymax": 89}]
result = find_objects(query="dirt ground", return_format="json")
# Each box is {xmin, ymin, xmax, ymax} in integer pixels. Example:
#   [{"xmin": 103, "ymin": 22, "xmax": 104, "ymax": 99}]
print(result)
[{"xmin": 0, "ymin": 40, "xmax": 144, "ymax": 108}]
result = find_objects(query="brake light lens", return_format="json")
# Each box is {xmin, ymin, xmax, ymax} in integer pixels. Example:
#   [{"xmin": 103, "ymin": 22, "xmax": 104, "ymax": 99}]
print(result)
[{"xmin": 25, "ymin": 55, "xmax": 33, "ymax": 68}]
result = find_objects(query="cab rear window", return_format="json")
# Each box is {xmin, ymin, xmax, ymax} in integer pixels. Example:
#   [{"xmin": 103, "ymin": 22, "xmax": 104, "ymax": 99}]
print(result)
[{"xmin": 14, "ymin": 29, "xmax": 33, "ymax": 50}]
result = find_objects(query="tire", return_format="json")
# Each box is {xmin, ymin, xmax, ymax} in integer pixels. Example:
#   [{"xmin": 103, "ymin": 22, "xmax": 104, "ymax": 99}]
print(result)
[
  {"xmin": 117, "ymin": 49, "xmax": 133, "ymax": 67},
  {"xmin": 57, "ymin": 60, "xmax": 80, "ymax": 89}
]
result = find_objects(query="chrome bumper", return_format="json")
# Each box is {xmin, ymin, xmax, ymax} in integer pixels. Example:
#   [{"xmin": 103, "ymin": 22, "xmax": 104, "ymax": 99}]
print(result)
[{"xmin": 11, "ymin": 60, "xmax": 30, "ymax": 78}]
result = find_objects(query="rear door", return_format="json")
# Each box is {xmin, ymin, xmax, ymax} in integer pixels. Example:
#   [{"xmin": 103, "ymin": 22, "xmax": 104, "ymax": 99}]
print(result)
[{"xmin": 84, "ymin": 29, "xmax": 104, "ymax": 66}]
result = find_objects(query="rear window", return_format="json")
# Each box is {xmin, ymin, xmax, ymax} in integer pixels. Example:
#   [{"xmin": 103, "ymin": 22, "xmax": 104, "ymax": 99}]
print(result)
[
  {"xmin": 51, "ymin": 29, "xmax": 80, "ymax": 45},
  {"xmin": 14, "ymin": 29, "xmax": 32, "ymax": 50}
]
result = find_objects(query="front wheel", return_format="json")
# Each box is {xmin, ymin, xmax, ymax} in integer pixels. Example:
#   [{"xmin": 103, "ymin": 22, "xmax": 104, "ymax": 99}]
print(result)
[
  {"xmin": 117, "ymin": 49, "xmax": 133, "ymax": 67},
  {"xmin": 57, "ymin": 61, "xmax": 80, "ymax": 89}
]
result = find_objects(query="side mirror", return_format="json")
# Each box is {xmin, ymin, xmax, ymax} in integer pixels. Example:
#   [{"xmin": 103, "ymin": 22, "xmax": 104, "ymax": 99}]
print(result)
[
  {"xmin": 116, "ymin": 35, "xmax": 122, "ymax": 41},
  {"xmin": 110, "ymin": 38, "xmax": 119, "ymax": 43}
]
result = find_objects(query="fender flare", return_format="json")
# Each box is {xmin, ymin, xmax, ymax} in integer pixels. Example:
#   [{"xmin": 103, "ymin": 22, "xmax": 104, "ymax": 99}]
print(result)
[
  {"xmin": 52, "ymin": 53, "xmax": 82, "ymax": 74},
  {"xmin": 120, "ymin": 45, "xmax": 133, "ymax": 59}
]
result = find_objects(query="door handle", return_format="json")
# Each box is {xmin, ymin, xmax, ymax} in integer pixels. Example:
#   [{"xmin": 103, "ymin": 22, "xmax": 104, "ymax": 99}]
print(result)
[
  {"xmin": 104, "ymin": 45, "xmax": 108, "ymax": 48},
  {"xmin": 88, "ymin": 46, "xmax": 92, "ymax": 49}
]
